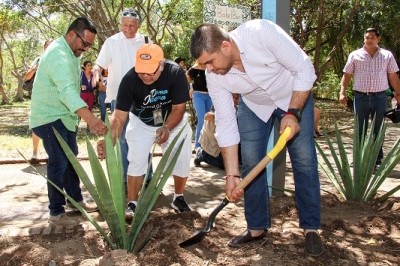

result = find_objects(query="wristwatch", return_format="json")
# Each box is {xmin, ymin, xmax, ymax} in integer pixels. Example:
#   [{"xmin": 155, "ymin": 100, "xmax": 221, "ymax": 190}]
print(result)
[{"xmin": 286, "ymin": 108, "xmax": 301, "ymax": 122}]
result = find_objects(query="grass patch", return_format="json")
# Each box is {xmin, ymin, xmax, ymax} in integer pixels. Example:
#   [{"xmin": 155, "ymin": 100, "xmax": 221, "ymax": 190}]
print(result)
[{"xmin": 0, "ymin": 99, "xmax": 103, "ymax": 159}]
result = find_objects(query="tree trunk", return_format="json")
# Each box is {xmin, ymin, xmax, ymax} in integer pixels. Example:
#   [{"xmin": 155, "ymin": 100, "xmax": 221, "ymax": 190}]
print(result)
[{"xmin": 0, "ymin": 84, "xmax": 9, "ymax": 104}]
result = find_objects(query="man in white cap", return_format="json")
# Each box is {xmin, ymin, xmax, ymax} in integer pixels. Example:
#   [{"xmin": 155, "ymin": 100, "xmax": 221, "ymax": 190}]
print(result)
[{"xmin": 97, "ymin": 44, "xmax": 192, "ymax": 217}]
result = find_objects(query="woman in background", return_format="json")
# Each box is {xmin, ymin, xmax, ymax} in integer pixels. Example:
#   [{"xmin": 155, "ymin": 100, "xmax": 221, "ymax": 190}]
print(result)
[
  {"xmin": 186, "ymin": 60, "xmax": 213, "ymax": 150},
  {"xmin": 80, "ymin": 61, "xmax": 96, "ymax": 112},
  {"xmin": 97, "ymin": 69, "xmax": 108, "ymax": 122}
]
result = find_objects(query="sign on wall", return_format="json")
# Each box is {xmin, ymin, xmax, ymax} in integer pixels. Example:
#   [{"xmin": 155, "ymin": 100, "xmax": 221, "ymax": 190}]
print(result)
[{"xmin": 203, "ymin": 0, "xmax": 251, "ymax": 28}]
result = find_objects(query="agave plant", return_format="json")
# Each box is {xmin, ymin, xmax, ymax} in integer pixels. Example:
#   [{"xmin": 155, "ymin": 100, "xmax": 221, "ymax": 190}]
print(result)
[
  {"xmin": 21, "ymin": 115, "xmax": 186, "ymax": 253},
  {"xmin": 315, "ymin": 116, "xmax": 400, "ymax": 203}
]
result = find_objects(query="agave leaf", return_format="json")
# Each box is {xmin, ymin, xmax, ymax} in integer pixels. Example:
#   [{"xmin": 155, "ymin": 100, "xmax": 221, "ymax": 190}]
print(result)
[
  {"xmin": 103, "ymin": 116, "xmax": 126, "ymax": 247},
  {"xmin": 365, "ymin": 138, "xmax": 400, "ymax": 201},
  {"xmin": 374, "ymin": 184, "xmax": 400, "ymax": 204},
  {"xmin": 86, "ymin": 138, "xmax": 125, "ymax": 249},
  {"xmin": 19, "ymin": 134, "xmax": 117, "ymax": 250},
  {"xmin": 316, "ymin": 115, "xmax": 400, "ymax": 203},
  {"xmin": 127, "ymin": 125, "xmax": 187, "ymax": 253},
  {"xmin": 315, "ymin": 137, "xmax": 347, "ymax": 199},
  {"xmin": 359, "ymin": 119, "xmax": 385, "ymax": 200},
  {"xmin": 332, "ymin": 122, "xmax": 353, "ymax": 198}
]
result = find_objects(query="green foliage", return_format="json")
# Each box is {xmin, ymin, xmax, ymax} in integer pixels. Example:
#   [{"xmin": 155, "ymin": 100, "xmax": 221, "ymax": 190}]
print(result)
[
  {"xmin": 315, "ymin": 116, "xmax": 400, "ymax": 203},
  {"xmin": 20, "ymin": 115, "xmax": 186, "ymax": 253},
  {"xmin": 314, "ymin": 71, "xmax": 342, "ymax": 100}
]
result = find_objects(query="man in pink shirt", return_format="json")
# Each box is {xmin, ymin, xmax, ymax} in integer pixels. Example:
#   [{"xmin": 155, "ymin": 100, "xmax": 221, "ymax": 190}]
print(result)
[{"xmin": 340, "ymin": 27, "xmax": 400, "ymax": 169}]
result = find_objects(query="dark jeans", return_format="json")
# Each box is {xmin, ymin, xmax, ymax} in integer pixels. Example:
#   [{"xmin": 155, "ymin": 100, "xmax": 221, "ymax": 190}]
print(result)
[
  {"xmin": 98, "ymin": 91, "xmax": 107, "ymax": 122},
  {"xmin": 32, "ymin": 120, "xmax": 83, "ymax": 216},
  {"xmin": 237, "ymin": 94, "xmax": 321, "ymax": 230},
  {"xmin": 201, "ymin": 150, "xmax": 225, "ymax": 170},
  {"xmin": 353, "ymin": 91, "xmax": 387, "ymax": 164}
]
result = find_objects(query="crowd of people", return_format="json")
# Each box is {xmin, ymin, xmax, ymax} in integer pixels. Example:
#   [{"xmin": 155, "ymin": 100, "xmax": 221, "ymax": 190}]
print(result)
[{"xmin": 26, "ymin": 6, "xmax": 400, "ymax": 258}]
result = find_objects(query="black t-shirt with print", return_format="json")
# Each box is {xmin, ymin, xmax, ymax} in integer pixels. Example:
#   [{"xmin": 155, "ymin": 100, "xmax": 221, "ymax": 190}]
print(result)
[{"xmin": 116, "ymin": 60, "xmax": 189, "ymax": 126}]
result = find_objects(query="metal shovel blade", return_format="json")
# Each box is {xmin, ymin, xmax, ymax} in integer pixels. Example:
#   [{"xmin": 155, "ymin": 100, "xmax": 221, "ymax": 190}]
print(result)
[{"xmin": 179, "ymin": 197, "xmax": 230, "ymax": 248}]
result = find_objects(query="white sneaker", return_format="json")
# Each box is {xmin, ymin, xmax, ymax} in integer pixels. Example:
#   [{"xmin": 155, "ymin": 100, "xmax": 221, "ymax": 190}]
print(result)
[
  {"xmin": 30, "ymin": 154, "xmax": 38, "ymax": 160},
  {"xmin": 48, "ymin": 213, "xmax": 77, "ymax": 226},
  {"xmin": 65, "ymin": 201, "xmax": 98, "ymax": 213}
]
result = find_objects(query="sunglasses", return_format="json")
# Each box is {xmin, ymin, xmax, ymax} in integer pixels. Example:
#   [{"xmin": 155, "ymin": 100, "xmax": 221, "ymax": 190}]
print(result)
[
  {"xmin": 137, "ymin": 65, "xmax": 161, "ymax": 77},
  {"xmin": 73, "ymin": 31, "xmax": 93, "ymax": 48},
  {"xmin": 122, "ymin": 10, "xmax": 140, "ymax": 19}
]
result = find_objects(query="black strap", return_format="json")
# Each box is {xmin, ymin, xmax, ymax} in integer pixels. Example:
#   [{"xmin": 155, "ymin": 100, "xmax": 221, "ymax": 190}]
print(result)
[{"xmin": 145, "ymin": 36, "xmax": 149, "ymax": 43}]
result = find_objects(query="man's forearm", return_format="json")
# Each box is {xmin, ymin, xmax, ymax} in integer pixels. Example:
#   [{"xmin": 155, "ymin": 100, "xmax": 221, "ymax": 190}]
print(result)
[
  {"xmin": 288, "ymin": 90, "xmax": 310, "ymax": 110},
  {"xmin": 164, "ymin": 104, "xmax": 186, "ymax": 130},
  {"xmin": 221, "ymin": 145, "xmax": 241, "ymax": 176}
]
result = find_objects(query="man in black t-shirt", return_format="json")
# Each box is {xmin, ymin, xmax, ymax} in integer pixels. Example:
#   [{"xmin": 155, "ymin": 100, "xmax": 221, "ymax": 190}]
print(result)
[{"xmin": 98, "ymin": 44, "xmax": 192, "ymax": 218}]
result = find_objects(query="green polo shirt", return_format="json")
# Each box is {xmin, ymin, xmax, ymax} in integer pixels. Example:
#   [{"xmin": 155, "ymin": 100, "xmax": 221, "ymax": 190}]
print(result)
[{"xmin": 29, "ymin": 36, "xmax": 87, "ymax": 131}]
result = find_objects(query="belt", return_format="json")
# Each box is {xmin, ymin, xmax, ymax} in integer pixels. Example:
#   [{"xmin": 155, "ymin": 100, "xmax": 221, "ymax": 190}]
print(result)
[{"xmin": 355, "ymin": 91, "xmax": 385, "ymax": 96}]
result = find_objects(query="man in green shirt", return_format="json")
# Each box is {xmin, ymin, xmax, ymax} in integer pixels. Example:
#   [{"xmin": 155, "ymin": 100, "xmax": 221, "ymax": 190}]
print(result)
[{"xmin": 30, "ymin": 17, "xmax": 108, "ymax": 227}]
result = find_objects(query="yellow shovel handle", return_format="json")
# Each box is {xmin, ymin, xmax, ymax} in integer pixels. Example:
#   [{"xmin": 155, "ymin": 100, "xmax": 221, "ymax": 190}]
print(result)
[{"xmin": 232, "ymin": 127, "xmax": 291, "ymax": 193}]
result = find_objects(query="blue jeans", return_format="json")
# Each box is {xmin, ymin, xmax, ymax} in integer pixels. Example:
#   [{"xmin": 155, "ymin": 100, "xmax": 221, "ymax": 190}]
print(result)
[
  {"xmin": 193, "ymin": 91, "xmax": 213, "ymax": 148},
  {"xmin": 32, "ymin": 120, "xmax": 83, "ymax": 216},
  {"xmin": 237, "ymin": 94, "xmax": 321, "ymax": 230},
  {"xmin": 201, "ymin": 150, "xmax": 225, "ymax": 170},
  {"xmin": 98, "ymin": 91, "xmax": 107, "ymax": 122},
  {"xmin": 353, "ymin": 91, "xmax": 387, "ymax": 164}
]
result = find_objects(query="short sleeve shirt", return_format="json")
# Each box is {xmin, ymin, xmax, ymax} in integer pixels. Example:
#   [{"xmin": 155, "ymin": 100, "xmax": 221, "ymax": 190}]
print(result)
[
  {"xmin": 116, "ymin": 60, "xmax": 189, "ymax": 126},
  {"xmin": 343, "ymin": 46, "xmax": 399, "ymax": 92},
  {"xmin": 95, "ymin": 32, "xmax": 149, "ymax": 102},
  {"xmin": 30, "ymin": 36, "xmax": 86, "ymax": 131}
]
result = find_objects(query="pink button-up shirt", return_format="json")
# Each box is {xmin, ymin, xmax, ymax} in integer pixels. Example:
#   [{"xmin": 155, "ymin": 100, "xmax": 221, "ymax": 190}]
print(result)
[{"xmin": 343, "ymin": 46, "xmax": 399, "ymax": 93}]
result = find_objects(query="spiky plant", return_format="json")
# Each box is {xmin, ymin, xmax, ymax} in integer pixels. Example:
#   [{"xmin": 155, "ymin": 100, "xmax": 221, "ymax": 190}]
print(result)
[
  {"xmin": 315, "ymin": 116, "xmax": 400, "ymax": 203},
  {"xmin": 20, "ymin": 115, "xmax": 186, "ymax": 253}
]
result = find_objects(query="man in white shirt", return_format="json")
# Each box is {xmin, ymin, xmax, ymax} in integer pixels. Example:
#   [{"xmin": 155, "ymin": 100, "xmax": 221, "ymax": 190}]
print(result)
[
  {"xmin": 94, "ymin": 8, "xmax": 151, "ymax": 184},
  {"xmin": 190, "ymin": 20, "xmax": 323, "ymax": 257}
]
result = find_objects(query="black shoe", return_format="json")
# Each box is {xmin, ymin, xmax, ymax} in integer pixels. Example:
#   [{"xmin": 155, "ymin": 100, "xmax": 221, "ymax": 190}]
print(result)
[
  {"xmin": 125, "ymin": 202, "xmax": 136, "ymax": 220},
  {"xmin": 228, "ymin": 229, "xmax": 266, "ymax": 248},
  {"xmin": 194, "ymin": 148, "xmax": 202, "ymax": 167},
  {"xmin": 304, "ymin": 231, "xmax": 324, "ymax": 257},
  {"xmin": 171, "ymin": 196, "xmax": 191, "ymax": 213}
]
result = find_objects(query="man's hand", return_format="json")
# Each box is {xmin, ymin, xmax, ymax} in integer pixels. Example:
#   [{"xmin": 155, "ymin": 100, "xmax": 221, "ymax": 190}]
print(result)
[
  {"xmin": 156, "ymin": 126, "xmax": 170, "ymax": 145},
  {"xmin": 280, "ymin": 115, "xmax": 300, "ymax": 141},
  {"xmin": 97, "ymin": 139, "xmax": 105, "ymax": 160},
  {"xmin": 87, "ymin": 117, "xmax": 108, "ymax": 136},
  {"xmin": 339, "ymin": 93, "xmax": 347, "ymax": 105},
  {"xmin": 226, "ymin": 176, "xmax": 242, "ymax": 202}
]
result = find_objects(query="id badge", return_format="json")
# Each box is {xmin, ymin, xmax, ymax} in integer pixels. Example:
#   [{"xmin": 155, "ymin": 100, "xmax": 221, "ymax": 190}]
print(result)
[{"xmin": 153, "ymin": 109, "xmax": 163, "ymax": 126}]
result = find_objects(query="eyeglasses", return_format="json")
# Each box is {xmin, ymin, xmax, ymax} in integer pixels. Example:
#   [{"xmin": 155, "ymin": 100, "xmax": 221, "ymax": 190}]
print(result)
[
  {"xmin": 122, "ymin": 10, "xmax": 140, "ymax": 19},
  {"xmin": 137, "ymin": 66, "xmax": 160, "ymax": 77},
  {"xmin": 73, "ymin": 31, "xmax": 93, "ymax": 48}
]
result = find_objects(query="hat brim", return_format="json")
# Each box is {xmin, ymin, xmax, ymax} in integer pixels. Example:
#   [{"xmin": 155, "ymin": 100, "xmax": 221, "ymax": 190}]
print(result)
[{"xmin": 135, "ymin": 63, "xmax": 159, "ymax": 74}]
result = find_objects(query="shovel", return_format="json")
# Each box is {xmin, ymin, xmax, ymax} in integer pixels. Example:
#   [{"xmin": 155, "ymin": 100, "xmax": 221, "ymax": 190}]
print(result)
[{"xmin": 179, "ymin": 127, "xmax": 291, "ymax": 248}]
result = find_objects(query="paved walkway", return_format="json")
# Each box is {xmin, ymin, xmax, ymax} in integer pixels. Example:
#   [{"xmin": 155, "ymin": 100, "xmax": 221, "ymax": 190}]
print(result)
[
  {"xmin": 0, "ymin": 153, "xmax": 230, "ymax": 237},
  {"xmin": 1, "ymin": 123, "xmax": 399, "ymax": 238}
]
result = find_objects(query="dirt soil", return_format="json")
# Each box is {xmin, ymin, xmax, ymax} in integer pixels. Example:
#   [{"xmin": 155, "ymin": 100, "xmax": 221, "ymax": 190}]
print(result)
[
  {"xmin": 1, "ymin": 195, "xmax": 399, "ymax": 266},
  {"xmin": 0, "ymin": 99, "xmax": 400, "ymax": 265}
]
